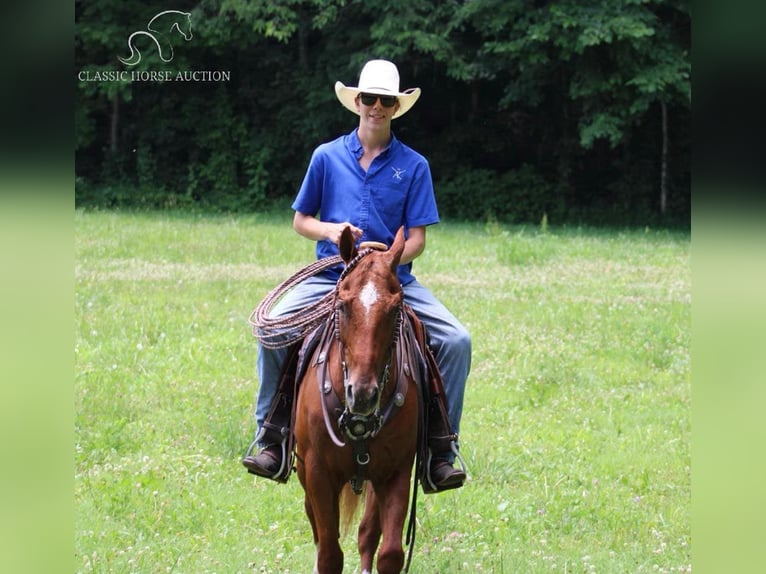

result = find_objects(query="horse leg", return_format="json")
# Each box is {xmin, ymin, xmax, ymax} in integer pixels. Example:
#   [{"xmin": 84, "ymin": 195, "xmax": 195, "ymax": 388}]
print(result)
[
  {"xmin": 371, "ymin": 471, "xmax": 411, "ymax": 574},
  {"xmin": 304, "ymin": 493, "xmax": 319, "ymax": 546},
  {"xmin": 297, "ymin": 456, "xmax": 319, "ymax": 546},
  {"xmin": 310, "ymin": 492, "xmax": 343, "ymax": 573},
  {"xmin": 357, "ymin": 486, "xmax": 382, "ymax": 574},
  {"xmin": 303, "ymin": 460, "xmax": 344, "ymax": 573}
]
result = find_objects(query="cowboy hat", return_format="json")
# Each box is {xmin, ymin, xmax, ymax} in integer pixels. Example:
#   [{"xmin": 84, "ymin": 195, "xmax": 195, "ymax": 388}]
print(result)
[{"xmin": 334, "ymin": 59, "xmax": 421, "ymax": 119}]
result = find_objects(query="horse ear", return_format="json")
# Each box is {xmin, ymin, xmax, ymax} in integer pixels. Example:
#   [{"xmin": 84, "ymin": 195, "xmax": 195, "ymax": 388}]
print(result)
[
  {"xmin": 387, "ymin": 227, "xmax": 406, "ymax": 271},
  {"xmin": 339, "ymin": 226, "xmax": 358, "ymax": 264}
]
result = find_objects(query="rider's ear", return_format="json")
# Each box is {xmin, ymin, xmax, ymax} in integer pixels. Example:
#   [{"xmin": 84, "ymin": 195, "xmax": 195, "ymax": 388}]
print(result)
[{"xmin": 339, "ymin": 226, "xmax": 358, "ymax": 264}]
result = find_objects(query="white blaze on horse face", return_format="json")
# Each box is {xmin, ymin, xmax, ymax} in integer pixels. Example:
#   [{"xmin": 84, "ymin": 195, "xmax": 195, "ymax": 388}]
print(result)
[{"xmin": 358, "ymin": 281, "xmax": 379, "ymax": 320}]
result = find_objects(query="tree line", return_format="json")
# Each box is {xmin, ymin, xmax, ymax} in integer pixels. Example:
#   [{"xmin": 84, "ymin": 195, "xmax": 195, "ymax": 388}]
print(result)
[{"xmin": 75, "ymin": 0, "xmax": 690, "ymax": 226}]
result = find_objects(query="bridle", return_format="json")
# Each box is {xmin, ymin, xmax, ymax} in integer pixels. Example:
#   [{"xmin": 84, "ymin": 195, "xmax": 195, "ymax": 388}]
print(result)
[
  {"xmin": 335, "ymin": 300, "xmax": 402, "ymax": 431},
  {"xmin": 318, "ymin": 248, "xmax": 407, "ymax": 493}
]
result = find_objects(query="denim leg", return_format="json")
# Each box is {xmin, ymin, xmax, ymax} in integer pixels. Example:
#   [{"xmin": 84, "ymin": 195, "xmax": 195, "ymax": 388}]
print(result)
[
  {"xmin": 254, "ymin": 275, "xmax": 336, "ymax": 443},
  {"xmin": 403, "ymin": 280, "xmax": 471, "ymax": 438}
]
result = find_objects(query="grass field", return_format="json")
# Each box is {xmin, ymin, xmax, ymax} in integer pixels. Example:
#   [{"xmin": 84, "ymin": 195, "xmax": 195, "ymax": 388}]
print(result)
[{"xmin": 75, "ymin": 210, "xmax": 690, "ymax": 573}]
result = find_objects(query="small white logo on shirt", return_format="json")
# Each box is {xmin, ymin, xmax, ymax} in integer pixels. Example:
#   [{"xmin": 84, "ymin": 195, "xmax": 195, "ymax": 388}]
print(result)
[{"xmin": 392, "ymin": 167, "xmax": 406, "ymax": 181}]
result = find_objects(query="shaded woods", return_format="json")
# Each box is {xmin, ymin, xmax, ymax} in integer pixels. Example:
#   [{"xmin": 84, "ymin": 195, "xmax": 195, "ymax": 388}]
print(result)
[{"xmin": 75, "ymin": 0, "xmax": 690, "ymax": 225}]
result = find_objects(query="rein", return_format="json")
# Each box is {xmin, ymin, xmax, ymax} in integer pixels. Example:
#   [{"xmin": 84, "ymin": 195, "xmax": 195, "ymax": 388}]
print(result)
[{"xmin": 334, "ymin": 302, "xmax": 403, "ymax": 495}]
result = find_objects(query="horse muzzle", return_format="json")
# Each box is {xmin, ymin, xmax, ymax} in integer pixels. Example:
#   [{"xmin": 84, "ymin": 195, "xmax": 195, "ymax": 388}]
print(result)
[{"xmin": 345, "ymin": 377, "xmax": 380, "ymax": 416}]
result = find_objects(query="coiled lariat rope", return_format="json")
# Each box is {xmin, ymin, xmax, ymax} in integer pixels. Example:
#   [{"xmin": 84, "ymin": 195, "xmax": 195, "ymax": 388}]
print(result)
[
  {"xmin": 248, "ymin": 255, "xmax": 342, "ymax": 349},
  {"xmin": 249, "ymin": 247, "xmax": 382, "ymax": 349}
]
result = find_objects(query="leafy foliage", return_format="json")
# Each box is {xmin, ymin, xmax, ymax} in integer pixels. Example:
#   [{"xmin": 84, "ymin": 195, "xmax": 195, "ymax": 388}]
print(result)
[
  {"xmin": 437, "ymin": 166, "xmax": 559, "ymax": 224},
  {"xmin": 75, "ymin": 0, "xmax": 690, "ymax": 224}
]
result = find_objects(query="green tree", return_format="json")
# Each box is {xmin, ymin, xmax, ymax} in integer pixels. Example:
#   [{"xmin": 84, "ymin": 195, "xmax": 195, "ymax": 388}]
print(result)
[
  {"xmin": 362, "ymin": 0, "xmax": 690, "ymax": 217},
  {"xmin": 75, "ymin": 0, "xmax": 690, "ymax": 223}
]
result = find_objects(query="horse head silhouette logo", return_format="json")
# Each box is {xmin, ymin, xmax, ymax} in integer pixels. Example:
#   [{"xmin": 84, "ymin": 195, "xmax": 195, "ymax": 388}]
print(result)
[{"xmin": 118, "ymin": 10, "xmax": 193, "ymax": 66}]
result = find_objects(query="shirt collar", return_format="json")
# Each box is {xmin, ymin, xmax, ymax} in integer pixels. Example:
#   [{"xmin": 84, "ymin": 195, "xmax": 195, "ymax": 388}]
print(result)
[{"xmin": 347, "ymin": 128, "xmax": 398, "ymax": 160}]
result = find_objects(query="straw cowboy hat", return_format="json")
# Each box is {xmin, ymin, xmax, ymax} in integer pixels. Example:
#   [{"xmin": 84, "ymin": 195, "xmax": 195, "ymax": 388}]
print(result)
[{"xmin": 335, "ymin": 59, "xmax": 421, "ymax": 119}]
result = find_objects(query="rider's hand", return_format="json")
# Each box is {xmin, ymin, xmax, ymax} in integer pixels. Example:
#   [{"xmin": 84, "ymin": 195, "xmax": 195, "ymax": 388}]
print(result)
[{"xmin": 325, "ymin": 222, "xmax": 363, "ymax": 245}]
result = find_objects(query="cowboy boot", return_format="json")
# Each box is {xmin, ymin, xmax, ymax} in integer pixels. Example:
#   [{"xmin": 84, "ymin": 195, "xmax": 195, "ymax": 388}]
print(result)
[
  {"xmin": 242, "ymin": 343, "xmax": 301, "ymax": 482},
  {"xmin": 424, "ymin": 393, "xmax": 466, "ymax": 492},
  {"xmin": 241, "ymin": 396, "xmax": 291, "ymax": 482},
  {"xmin": 402, "ymin": 305, "xmax": 467, "ymax": 492}
]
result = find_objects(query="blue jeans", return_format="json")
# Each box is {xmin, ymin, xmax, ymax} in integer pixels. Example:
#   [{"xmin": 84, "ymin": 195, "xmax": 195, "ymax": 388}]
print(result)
[{"xmin": 254, "ymin": 275, "xmax": 471, "ymax": 450}]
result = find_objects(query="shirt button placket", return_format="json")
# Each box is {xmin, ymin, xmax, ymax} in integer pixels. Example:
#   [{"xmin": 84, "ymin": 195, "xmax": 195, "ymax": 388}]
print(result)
[{"xmin": 359, "ymin": 181, "xmax": 371, "ymax": 239}]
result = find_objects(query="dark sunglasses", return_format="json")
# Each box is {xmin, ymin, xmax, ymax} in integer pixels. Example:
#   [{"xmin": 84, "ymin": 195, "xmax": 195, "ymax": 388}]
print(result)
[{"xmin": 359, "ymin": 93, "xmax": 398, "ymax": 108}]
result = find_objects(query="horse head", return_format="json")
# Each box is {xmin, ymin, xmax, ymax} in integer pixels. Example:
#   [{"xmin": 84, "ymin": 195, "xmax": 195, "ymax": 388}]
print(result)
[
  {"xmin": 174, "ymin": 12, "xmax": 193, "ymax": 41},
  {"xmin": 336, "ymin": 226, "xmax": 405, "ymax": 416},
  {"xmin": 148, "ymin": 10, "xmax": 193, "ymax": 41}
]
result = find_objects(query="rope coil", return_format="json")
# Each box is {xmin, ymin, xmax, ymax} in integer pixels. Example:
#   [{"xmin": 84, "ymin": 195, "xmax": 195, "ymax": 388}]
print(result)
[
  {"xmin": 248, "ymin": 255, "xmax": 341, "ymax": 349},
  {"xmin": 248, "ymin": 248, "xmax": 380, "ymax": 349}
]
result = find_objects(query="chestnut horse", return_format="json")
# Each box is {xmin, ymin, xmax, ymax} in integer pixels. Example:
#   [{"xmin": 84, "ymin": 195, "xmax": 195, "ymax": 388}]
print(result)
[{"xmin": 294, "ymin": 226, "xmax": 419, "ymax": 574}]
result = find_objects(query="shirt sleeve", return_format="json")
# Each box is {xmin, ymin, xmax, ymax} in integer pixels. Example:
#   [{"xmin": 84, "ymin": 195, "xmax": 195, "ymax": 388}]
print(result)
[
  {"xmin": 291, "ymin": 147, "xmax": 324, "ymax": 216},
  {"xmin": 405, "ymin": 157, "xmax": 440, "ymax": 229}
]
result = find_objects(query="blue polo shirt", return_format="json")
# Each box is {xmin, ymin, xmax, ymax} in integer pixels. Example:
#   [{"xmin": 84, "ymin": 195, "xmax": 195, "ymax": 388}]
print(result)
[{"xmin": 292, "ymin": 128, "xmax": 440, "ymax": 285}]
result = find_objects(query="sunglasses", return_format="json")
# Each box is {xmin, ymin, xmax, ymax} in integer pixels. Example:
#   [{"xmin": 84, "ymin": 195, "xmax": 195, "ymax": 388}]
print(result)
[{"xmin": 359, "ymin": 93, "xmax": 398, "ymax": 108}]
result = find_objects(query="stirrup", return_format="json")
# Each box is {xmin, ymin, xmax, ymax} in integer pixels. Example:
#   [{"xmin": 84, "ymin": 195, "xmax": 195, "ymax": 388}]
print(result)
[
  {"xmin": 242, "ymin": 438, "xmax": 292, "ymax": 483},
  {"xmin": 422, "ymin": 442, "xmax": 468, "ymax": 494}
]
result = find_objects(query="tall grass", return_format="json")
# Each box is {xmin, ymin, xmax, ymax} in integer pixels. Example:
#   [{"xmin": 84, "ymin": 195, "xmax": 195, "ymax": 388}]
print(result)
[{"xmin": 75, "ymin": 211, "xmax": 690, "ymax": 573}]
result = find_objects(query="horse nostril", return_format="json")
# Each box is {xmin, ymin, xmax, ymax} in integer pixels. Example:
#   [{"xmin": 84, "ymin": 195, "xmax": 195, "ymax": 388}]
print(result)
[
  {"xmin": 346, "ymin": 385, "xmax": 354, "ymax": 403},
  {"xmin": 369, "ymin": 386, "xmax": 379, "ymax": 404}
]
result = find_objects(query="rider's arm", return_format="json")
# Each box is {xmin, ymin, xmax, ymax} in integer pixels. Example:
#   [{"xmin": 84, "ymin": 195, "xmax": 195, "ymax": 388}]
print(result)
[{"xmin": 401, "ymin": 226, "xmax": 426, "ymax": 265}]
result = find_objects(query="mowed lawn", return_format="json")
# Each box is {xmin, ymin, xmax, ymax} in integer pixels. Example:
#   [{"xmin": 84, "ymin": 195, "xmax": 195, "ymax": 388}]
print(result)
[{"xmin": 75, "ymin": 210, "xmax": 690, "ymax": 573}]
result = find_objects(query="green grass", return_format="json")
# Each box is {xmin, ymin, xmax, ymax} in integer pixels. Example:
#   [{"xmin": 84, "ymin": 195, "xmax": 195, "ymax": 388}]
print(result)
[{"xmin": 75, "ymin": 210, "xmax": 690, "ymax": 573}]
